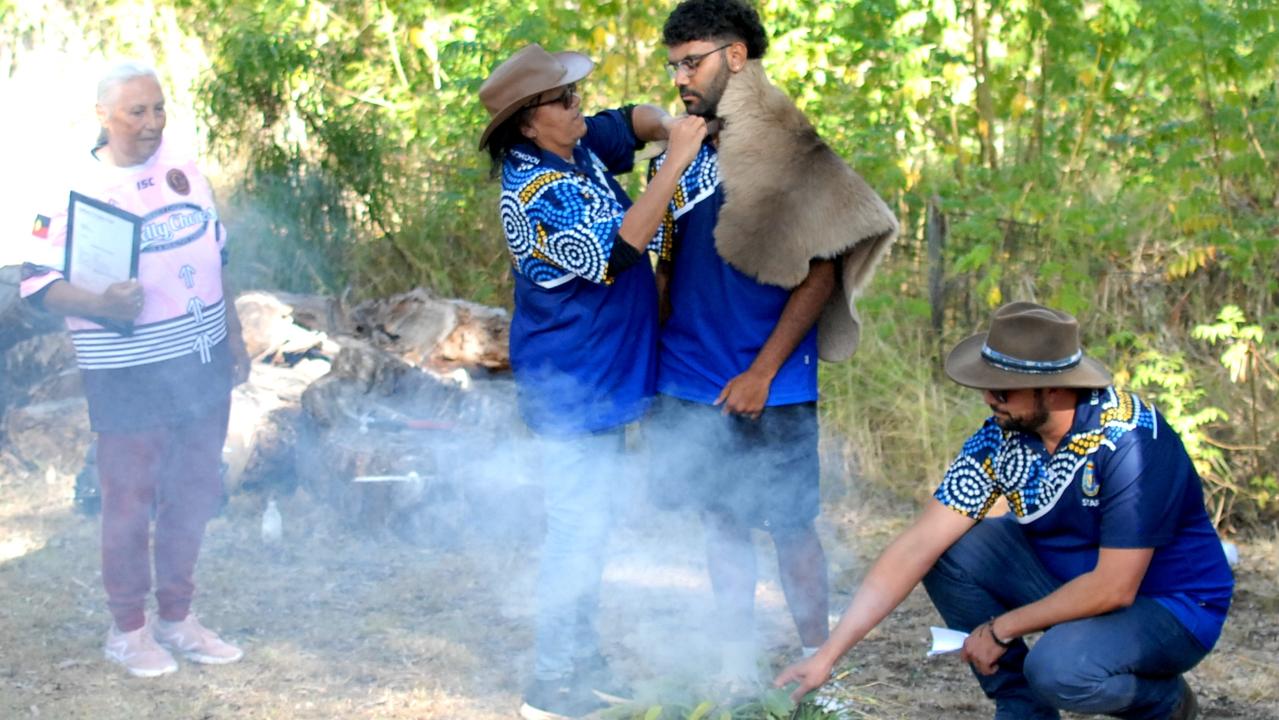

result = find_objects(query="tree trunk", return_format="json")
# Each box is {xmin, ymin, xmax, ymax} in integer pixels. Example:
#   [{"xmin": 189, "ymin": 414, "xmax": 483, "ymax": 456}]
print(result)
[
  {"xmin": 972, "ymin": 0, "xmax": 999, "ymax": 171},
  {"xmin": 927, "ymin": 196, "xmax": 948, "ymax": 371}
]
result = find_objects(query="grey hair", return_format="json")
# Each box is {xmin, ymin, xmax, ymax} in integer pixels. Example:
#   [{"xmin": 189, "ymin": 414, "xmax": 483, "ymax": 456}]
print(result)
[{"xmin": 95, "ymin": 61, "xmax": 161, "ymax": 147}]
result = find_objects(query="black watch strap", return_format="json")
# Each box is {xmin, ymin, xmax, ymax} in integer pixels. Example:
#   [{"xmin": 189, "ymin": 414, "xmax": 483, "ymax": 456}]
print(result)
[{"xmin": 987, "ymin": 621, "xmax": 1014, "ymax": 648}]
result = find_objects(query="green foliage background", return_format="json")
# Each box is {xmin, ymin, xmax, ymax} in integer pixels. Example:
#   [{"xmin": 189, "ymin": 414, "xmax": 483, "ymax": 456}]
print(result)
[{"xmin": 4, "ymin": 0, "xmax": 1277, "ymax": 528}]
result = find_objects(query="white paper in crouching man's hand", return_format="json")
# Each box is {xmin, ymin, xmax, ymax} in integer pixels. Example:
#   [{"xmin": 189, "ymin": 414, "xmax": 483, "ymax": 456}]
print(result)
[{"xmin": 928, "ymin": 626, "xmax": 969, "ymax": 657}]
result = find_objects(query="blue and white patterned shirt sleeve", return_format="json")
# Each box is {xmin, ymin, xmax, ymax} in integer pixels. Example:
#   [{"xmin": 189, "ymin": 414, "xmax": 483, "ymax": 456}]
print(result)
[
  {"xmin": 500, "ymin": 147, "xmax": 622, "ymax": 286},
  {"xmin": 934, "ymin": 421, "xmax": 1006, "ymax": 519}
]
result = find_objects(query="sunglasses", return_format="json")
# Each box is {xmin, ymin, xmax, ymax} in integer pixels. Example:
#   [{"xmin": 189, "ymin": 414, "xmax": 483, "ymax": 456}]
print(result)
[
  {"xmin": 987, "ymin": 389, "xmax": 1011, "ymax": 404},
  {"xmin": 665, "ymin": 43, "xmax": 733, "ymax": 79},
  {"xmin": 526, "ymin": 83, "xmax": 578, "ymax": 110}
]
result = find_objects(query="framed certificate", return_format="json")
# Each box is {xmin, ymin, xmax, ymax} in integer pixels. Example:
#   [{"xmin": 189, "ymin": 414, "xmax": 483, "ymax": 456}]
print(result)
[{"xmin": 64, "ymin": 191, "xmax": 143, "ymax": 335}]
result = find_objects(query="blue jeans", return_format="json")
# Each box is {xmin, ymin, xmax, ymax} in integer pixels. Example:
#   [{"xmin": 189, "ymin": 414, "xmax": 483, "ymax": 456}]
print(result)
[
  {"xmin": 533, "ymin": 429, "xmax": 626, "ymax": 681},
  {"xmin": 922, "ymin": 516, "xmax": 1209, "ymax": 720}
]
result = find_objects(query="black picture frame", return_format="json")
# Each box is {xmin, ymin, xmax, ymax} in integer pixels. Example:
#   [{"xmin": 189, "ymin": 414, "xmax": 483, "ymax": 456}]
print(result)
[{"xmin": 64, "ymin": 191, "xmax": 143, "ymax": 336}]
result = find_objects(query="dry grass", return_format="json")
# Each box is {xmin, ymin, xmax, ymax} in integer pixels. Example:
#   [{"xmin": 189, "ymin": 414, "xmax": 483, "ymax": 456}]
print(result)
[{"xmin": 1, "ymin": 448, "xmax": 1277, "ymax": 720}]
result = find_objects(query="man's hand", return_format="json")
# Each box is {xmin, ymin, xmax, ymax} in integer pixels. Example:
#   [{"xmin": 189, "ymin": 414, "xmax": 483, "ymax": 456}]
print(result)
[
  {"xmin": 773, "ymin": 654, "xmax": 835, "ymax": 703},
  {"xmin": 720, "ymin": 258, "xmax": 833, "ymax": 419},
  {"xmin": 714, "ymin": 366, "xmax": 773, "ymax": 417},
  {"xmin": 960, "ymin": 622, "xmax": 1008, "ymax": 675}
]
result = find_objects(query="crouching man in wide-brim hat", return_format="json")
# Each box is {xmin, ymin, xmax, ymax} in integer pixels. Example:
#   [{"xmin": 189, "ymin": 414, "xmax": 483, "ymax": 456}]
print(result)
[{"xmin": 776, "ymin": 301, "xmax": 1232, "ymax": 720}]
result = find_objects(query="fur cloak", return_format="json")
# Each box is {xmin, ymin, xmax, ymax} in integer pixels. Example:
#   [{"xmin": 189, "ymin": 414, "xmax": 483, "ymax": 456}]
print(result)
[{"xmin": 715, "ymin": 61, "xmax": 898, "ymax": 362}]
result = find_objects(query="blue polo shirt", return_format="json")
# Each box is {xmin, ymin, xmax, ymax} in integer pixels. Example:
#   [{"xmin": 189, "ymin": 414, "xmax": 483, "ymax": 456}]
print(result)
[
  {"xmin": 935, "ymin": 388, "xmax": 1234, "ymax": 650},
  {"xmin": 501, "ymin": 110, "xmax": 664, "ymax": 436},
  {"xmin": 649, "ymin": 143, "xmax": 819, "ymax": 406}
]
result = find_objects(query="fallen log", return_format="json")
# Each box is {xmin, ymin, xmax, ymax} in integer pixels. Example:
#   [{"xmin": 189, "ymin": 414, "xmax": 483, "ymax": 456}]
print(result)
[
  {"xmin": 0, "ymin": 331, "xmax": 85, "ymax": 467},
  {"xmin": 296, "ymin": 334, "xmax": 538, "ymax": 547},
  {"xmin": 0, "ymin": 265, "xmax": 62, "ymax": 356},
  {"xmin": 347, "ymin": 288, "xmax": 510, "ymax": 372},
  {"xmin": 1, "ymin": 395, "xmax": 91, "ymax": 476}
]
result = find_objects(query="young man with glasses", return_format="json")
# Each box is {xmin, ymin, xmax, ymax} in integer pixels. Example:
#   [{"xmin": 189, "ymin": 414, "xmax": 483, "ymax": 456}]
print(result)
[
  {"xmin": 776, "ymin": 302, "xmax": 1232, "ymax": 720},
  {"xmin": 645, "ymin": 0, "xmax": 837, "ymax": 687}
]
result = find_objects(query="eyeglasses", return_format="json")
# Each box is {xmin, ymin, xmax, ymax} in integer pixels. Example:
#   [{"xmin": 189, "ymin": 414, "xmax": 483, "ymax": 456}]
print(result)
[
  {"xmin": 526, "ymin": 83, "xmax": 577, "ymax": 110},
  {"xmin": 987, "ymin": 389, "xmax": 1011, "ymax": 404},
  {"xmin": 665, "ymin": 43, "xmax": 733, "ymax": 79}
]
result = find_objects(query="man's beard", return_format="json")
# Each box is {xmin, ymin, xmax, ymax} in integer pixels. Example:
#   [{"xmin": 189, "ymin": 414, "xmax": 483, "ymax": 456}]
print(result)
[
  {"xmin": 994, "ymin": 390, "xmax": 1050, "ymax": 434},
  {"xmin": 682, "ymin": 61, "xmax": 731, "ymax": 118}
]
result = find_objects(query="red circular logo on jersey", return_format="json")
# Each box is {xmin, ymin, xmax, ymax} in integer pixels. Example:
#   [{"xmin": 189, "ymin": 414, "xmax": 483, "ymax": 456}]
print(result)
[{"xmin": 166, "ymin": 168, "xmax": 191, "ymax": 195}]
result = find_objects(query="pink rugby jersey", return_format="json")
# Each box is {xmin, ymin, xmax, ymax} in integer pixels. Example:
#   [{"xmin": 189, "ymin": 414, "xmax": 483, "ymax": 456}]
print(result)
[{"xmin": 21, "ymin": 140, "xmax": 228, "ymax": 370}]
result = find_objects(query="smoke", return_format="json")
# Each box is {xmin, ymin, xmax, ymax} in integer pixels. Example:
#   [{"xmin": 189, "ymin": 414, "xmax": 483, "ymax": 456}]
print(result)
[{"xmin": 285, "ymin": 358, "xmax": 858, "ymax": 695}]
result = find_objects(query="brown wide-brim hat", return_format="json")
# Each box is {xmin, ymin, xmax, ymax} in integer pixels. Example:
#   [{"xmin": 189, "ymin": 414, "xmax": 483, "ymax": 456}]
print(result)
[
  {"xmin": 945, "ymin": 301, "xmax": 1113, "ymax": 390},
  {"xmin": 477, "ymin": 43, "xmax": 594, "ymax": 150}
]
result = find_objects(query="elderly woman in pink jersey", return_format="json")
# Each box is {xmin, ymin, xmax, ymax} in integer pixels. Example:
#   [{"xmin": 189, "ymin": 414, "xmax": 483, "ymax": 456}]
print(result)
[{"xmin": 20, "ymin": 62, "xmax": 250, "ymax": 677}]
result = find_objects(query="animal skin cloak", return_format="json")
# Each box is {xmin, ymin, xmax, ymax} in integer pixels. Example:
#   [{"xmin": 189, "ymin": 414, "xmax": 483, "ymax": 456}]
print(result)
[{"xmin": 715, "ymin": 61, "xmax": 898, "ymax": 362}]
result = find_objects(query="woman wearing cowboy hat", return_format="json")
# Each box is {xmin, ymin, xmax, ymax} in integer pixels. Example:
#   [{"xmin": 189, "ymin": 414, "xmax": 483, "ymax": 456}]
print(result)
[
  {"xmin": 777, "ymin": 302, "xmax": 1232, "ymax": 720},
  {"xmin": 478, "ymin": 43, "xmax": 706, "ymax": 719}
]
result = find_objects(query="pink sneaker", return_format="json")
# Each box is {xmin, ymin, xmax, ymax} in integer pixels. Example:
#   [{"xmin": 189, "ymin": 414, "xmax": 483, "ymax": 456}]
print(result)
[
  {"xmin": 153, "ymin": 615, "xmax": 244, "ymax": 665},
  {"xmin": 104, "ymin": 624, "xmax": 178, "ymax": 678}
]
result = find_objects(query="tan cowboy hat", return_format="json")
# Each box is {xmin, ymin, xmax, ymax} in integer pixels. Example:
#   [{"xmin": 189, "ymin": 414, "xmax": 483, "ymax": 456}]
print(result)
[
  {"xmin": 944, "ymin": 301, "xmax": 1112, "ymax": 390},
  {"xmin": 477, "ymin": 43, "xmax": 594, "ymax": 150}
]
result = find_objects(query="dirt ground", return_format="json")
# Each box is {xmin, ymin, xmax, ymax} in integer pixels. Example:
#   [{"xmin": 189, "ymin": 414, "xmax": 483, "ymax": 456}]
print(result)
[{"xmin": 1, "ymin": 454, "xmax": 1277, "ymax": 719}]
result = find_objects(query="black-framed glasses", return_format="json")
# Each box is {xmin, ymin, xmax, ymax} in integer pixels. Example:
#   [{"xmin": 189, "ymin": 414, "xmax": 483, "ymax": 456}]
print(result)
[
  {"xmin": 987, "ymin": 389, "xmax": 1011, "ymax": 404},
  {"xmin": 526, "ymin": 83, "xmax": 577, "ymax": 110},
  {"xmin": 665, "ymin": 43, "xmax": 733, "ymax": 79}
]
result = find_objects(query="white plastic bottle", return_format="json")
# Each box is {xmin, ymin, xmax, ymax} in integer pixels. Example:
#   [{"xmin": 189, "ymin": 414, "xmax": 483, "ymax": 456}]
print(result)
[{"xmin": 261, "ymin": 498, "xmax": 283, "ymax": 544}]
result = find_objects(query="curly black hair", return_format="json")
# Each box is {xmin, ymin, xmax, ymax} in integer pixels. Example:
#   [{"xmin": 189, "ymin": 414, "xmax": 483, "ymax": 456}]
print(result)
[{"xmin": 662, "ymin": 0, "xmax": 768, "ymax": 58}]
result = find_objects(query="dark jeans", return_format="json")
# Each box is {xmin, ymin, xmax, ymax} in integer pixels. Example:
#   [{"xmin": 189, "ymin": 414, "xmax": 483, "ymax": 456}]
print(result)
[{"xmin": 922, "ymin": 516, "xmax": 1209, "ymax": 720}]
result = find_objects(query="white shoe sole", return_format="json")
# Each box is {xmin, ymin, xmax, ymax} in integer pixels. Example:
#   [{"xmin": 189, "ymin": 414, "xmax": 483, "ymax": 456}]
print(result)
[
  {"xmin": 590, "ymin": 688, "xmax": 631, "ymax": 705},
  {"xmin": 104, "ymin": 650, "xmax": 178, "ymax": 678},
  {"xmin": 518, "ymin": 702, "xmax": 574, "ymax": 720},
  {"xmin": 161, "ymin": 645, "xmax": 244, "ymax": 665}
]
